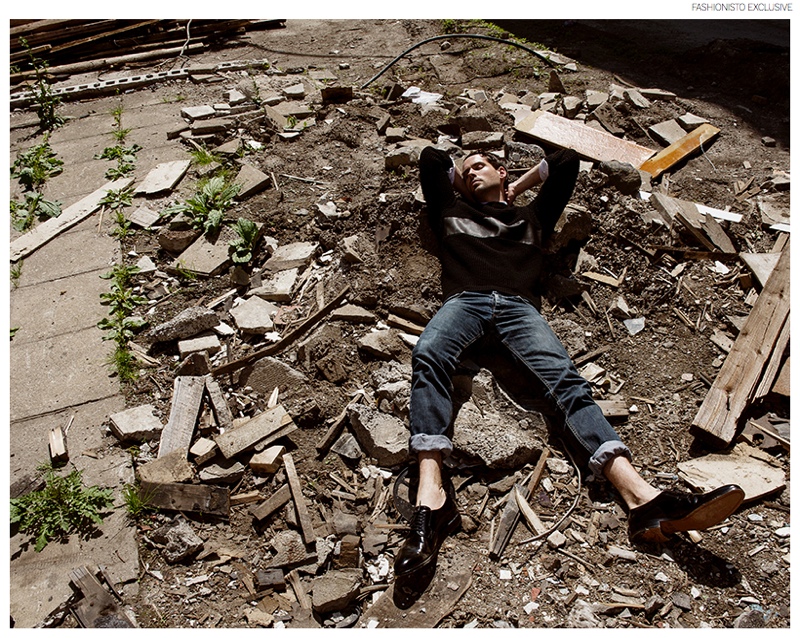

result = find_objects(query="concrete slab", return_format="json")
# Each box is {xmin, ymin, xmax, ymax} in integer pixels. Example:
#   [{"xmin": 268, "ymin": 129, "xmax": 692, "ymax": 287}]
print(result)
[
  {"xmin": 172, "ymin": 224, "xmax": 237, "ymax": 277},
  {"xmin": 11, "ymin": 216, "xmax": 119, "ymax": 286},
  {"xmin": 9, "ymin": 327, "xmax": 120, "ymax": 421},
  {"xmin": 10, "ymin": 268, "xmax": 111, "ymax": 344},
  {"xmin": 9, "ymin": 394, "xmax": 127, "ymax": 486}
]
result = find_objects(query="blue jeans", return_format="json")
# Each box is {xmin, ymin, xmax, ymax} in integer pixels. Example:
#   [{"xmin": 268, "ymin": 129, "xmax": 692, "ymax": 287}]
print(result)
[{"xmin": 409, "ymin": 291, "xmax": 631, "ymax": 480}]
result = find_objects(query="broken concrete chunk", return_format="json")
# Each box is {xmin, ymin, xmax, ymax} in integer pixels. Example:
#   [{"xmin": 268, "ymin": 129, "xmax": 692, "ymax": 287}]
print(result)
[
  {"xmin": 331, "ymin": 433, "xmax": 363, "ymax": 462},
  {"xmin": 150, "ymin": 307, "xmax": 220, "ymax": 343},
  {"xmin": 178, "ymin": 332, "xmax": 221, "ymax": 359},
  {"xmin": 136, "ymin": 160, "xmax": 191, "ymax": 195},
  {"xmin": 311, "ymin": 569, "xmax": 362, "ymax": 613},
  {"xmin": 198, "ymin": 458, "xmax": 246, "ymax": 484},
  {"xmin": 230, "ymin": 296, "xmax": 278, "ymax": 334},
  {"xmin": 357, "ymin": 329, "xmax": 408, "ymax": 361},
  {"xmin": 264, "ymin": 241, "xmax": 318, "ymax": 272},
  {"xmin": 623, "ymin": 88, "xmax": 650, "ymax": 109},
  {"xmin": 128, "ymin": 206, "xmax": 161, "ymax": 228},
  {"xmin": 677, "ymin": 112, "xmax": 709, "ymax": 131},
  {"xmin": 190, "ymin": 437, "xmax": 218, "ymax": 465},
  {"xmin": 330, "ymin": 304, "xmax": 376, "ymax": 323},
  {"xmin": 181, "ymin": 105, "xmax": 216, "ymax": 121},
  {"xmin": 270, "ymin": 530, "xmax": 316, "ymax": 569},
  {"xmin": 461, "ymin": 131, "xmax": 504, "ymax": 150},
  {"xmin": 348, "ymin": 403, "xmax": 408, "ymax": 467},
  {"xmin": 109, "ymin": 404, "xmax": 164, "ymax": 442},
  {"xmin": 248, "ymin": 268, "xmax": 298, "ymax": 302},
  {"xmin": 139, "ymin": 448, "xmax": 195, "ymax": 485},
  {"xmin": 150, "ymin": 517, "xmax": 204, "ymax": 563},
  {"xmin": 234, "ymin": 163, "xmax": 271, "ymax": 199},
  {"xmin": 597, "ymin": 160, "xmax": 642, "ymax": 195},
  {"xmin": 649, "ymin": 119, "xmax": 688, "ymax": 146},
  {"xmin": 283, "ymin": 83, "xmax": 306, "ymax": 99}
]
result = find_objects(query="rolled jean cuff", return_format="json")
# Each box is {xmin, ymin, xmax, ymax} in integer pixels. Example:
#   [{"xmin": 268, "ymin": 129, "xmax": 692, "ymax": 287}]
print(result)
[
  {"xmin": 587, "ymin": 440, "xmax": 632, "ymax": 481},
  {"xmin": 409, "ymin": 433, "xmax": 453, "ymax": 457}
]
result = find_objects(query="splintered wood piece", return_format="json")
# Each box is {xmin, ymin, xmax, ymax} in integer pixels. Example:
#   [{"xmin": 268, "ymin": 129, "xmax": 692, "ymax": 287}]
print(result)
[
  {"xmin": 283, "ymin": 453, "xmax": 316, "ymax": 544},
  {"xmin": 640, "ymin": 123, "xmax": 720, "ymax": 178},
  {"xmin": 286, "ymin": 569, "xmax": 313, "ymax": 609},
  {"xmin": 140, "ymin": 481, "xmax": 230, "ymax": 517},
  {"xmin": 69, "ymin": 565, "xmax": 134, "ymax": 628},
  {"xmin": 700, "ymin": 213, "xmax": 736, "ymax": 253},
  {"xmin": 10, "ymin": 177, "xmax": 133, "ymax": 262},
  {"xmin": 214, "ymin": 404, "xmax": 296, "ymax": 459},
  {"xmin": 158, "ymin": 376, "xmax": 205, "ymax": 458},
  {"xmin": 48, "ymin": 426, "xmax": 68, "ymax": 464},
  {"xmin": 489, "ymin": 449, "xmax": 550, "ymax": 559},
  {"xmin": 204, "ymin": 376, "xmax": 234, "ymax": 431},
  {"xmin": 251, "ymin": 484, "xmax": 292, "ymax": 522},
  {"xmin": 691, "ymin": 247, "xmax": 790, "ymax": 446},
  {"xmin": 514, "ymin": 110, "xmax": 655, "ymax": 167}
]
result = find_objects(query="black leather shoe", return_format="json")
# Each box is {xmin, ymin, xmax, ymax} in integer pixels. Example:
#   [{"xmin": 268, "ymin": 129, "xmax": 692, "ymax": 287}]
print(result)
[
  {"xmin": 629, "ymin": 484, "xmax": 745, "ymax": 543},
  {"xmin": 394, "ymin": 494, "xmax": 461, "ymax": 578}
]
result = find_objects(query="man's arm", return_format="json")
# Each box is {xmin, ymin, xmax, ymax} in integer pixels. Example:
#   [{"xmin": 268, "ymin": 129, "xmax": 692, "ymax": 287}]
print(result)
[{"xmin": 506, "ymin": 160, "xmax": 548, "ymax": 204}]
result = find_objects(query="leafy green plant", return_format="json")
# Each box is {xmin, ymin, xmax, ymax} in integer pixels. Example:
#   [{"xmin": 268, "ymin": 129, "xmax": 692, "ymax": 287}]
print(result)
[
  {"xmin": 121, "ymin": 482, "xmax": 156, "ymax": 521},
  {"xmin": 11, "ymin": 260, "xmax": 23, "ymax": 288},
  {"xmin": 172, "ymin": 175, "xmax": 241, "ymax": 237},
  {"xmin": 189, "ymin": 144, "xmax": 222, "ymax": 166},
  {"xmin": 228, "ymin": 218, "xmax": 260, "ymax": 264},
  {"xmin": 10, "ymin": 192, "xmax": 62, "ymax": 231},
  {"xmin": 95, "ymin": 144, "xmax": 141, "ymax": 180},
  {"xmin": 98, "ymin": 264, "xmax": 147, "ymax": 381},
  {"xmin": 10, "ymin": 465, "xmax": 115, "ymax": 552},
  {"xmin": 174, "ymin": 260, "xmax": 197, "ymax": 281},
  {"xmin": 100, "ymin": 185, "xmax": 134, "ymax": 211},
  {"xmin": 19, "ymin": 38, "xmax": 64, "ymax": 131},
  {"xmin": 11, "ymin": 136, "xmax": 63, "ymax": 190}
]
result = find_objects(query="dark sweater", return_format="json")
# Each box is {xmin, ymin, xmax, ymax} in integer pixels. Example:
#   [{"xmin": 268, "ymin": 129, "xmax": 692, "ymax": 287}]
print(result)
[{"xmin": 419, "ymin": 145, "xmax": 579, "ymax": 305}]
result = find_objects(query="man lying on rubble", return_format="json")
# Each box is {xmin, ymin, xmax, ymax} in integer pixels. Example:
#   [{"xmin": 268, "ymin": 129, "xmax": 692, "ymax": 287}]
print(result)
[{"xmin": 393, "ymin": 143, "xmax": 744, "ymax": 587}]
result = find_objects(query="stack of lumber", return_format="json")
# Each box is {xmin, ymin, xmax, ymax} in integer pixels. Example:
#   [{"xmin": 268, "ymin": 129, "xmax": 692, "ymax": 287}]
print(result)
[
  {"xmin": 10, "ymin": 19, "xmax": 285, "ymax": 84},
  {"xmin": 691, "ymin": 245, "xmax": 790, "ymax": 447}
]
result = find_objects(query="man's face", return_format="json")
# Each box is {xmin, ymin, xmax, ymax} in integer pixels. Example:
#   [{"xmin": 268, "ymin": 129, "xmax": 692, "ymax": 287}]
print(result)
[{"xmin": 461, "ymin": 154, "xmax": 507, "ymax": 201}]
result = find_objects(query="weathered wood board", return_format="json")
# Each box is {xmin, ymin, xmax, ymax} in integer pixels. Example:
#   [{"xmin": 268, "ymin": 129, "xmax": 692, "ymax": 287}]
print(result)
[{"xmin": 514, "ymin": 110, "xmax": 655, "ymax": 167}]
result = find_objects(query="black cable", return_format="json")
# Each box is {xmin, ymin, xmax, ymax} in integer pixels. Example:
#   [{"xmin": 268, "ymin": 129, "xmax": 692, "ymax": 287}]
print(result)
[{"xmin": 361, "ymin": 33, "xmax": 559, "ymax": 90}]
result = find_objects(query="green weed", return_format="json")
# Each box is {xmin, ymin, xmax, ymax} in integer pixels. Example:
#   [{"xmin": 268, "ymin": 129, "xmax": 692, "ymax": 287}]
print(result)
[
  {"xmin": 10, "ymin": 464, "xmax": 115, "ymax": 552},
  {"xmin": 228, "ymin": 217, "xmax": 260, "ymax": 264},
  {"xmin": 10, "ymin": 193, "xmax": 62, "ymax": 232},
  {"xmin": 169, "ymin": 175, "xmax": 241, "ymax": 237},
  {"xmin": 11, "ymin": 136, "xmax": 63, "ymax": 190},
  {"xmin": 19, "ymin": 38, "xmax": 64, "ymax": 131}
]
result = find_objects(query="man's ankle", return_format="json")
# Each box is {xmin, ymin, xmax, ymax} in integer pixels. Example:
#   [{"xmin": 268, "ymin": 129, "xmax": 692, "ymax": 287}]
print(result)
[{"xmin": 417, "ymin": 486, "xmax": 446, "ymax": 511}]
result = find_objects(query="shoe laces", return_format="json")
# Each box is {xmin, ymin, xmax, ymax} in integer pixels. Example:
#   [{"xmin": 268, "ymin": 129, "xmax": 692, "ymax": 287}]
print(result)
[{"xmin": 410, "ymin": 506, "xmax": 431, "ymax": 537}]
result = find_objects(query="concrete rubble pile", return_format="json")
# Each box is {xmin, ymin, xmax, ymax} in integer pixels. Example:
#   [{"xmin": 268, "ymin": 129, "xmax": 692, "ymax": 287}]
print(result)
[{"xmin": 10, "ymin": 40, "xmax": 789, "ymax": 629}]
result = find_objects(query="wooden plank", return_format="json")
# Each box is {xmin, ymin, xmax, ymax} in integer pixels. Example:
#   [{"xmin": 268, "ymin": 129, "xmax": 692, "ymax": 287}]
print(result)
[
  {"xmin": 212, "ymin": 285, "xmax": 351, "ymax": 376},
  {"xmin": 771, "ymin": 356, "xmax": 790, "ymax": 397},
  {"xmin": 753, "ymin": 316, "xmax": 790, "ymax": 399},
  {"xmin": 158, "ymin": 376, "xmax": 205, "ymax": 458},
  {"xmin": 10, "ymin": 178, "xmax": 132, "ymax": 262},
  {"xmin": 691, "ymin": 247, "xmax": 790, "ymax": 446},
  {"xmin": 214, "ymin": 404, "xmax": 296, "ymax": 459},
  {"xmin": 286, "ymin": 569, "xmax": 313, "ymax": 609},
  {"xmin": 700, "ymin": 213, "xmax": 736, "ymax": 253},
  {"xmin": 140, "ymin": 481, "xmax": 230, "ymax": 517},
  {"xmin": 360, "ymin": 563, "xmax": 473, "ymax": 628},
  {"xmin": 251, "ymin": 484, "xmax": 292, "ymax": 522},
  {"xmin": 283, "ymin": 453, "xmax": 316, "ymax": 544},
  {"xmin": 640, "ymin": 123, "xmax": 720, "ymax": 178},
  {"xmin": 514, "ymin": 110, "xmax": 655, "ymax": 167},
  {"xmin": 740, "ymin": 252, "xmax": 781, "ymax": 288},
  {"xmin": 69, "ymin": 566, "xmax": 135, "ymax": 628},
  {"xmin": 204, "ymin": 375, "xmax": 234, "ymax": 430},
  {"xmin": 674, "ymin": 205, "xmax": 717, "ymax": 252}
]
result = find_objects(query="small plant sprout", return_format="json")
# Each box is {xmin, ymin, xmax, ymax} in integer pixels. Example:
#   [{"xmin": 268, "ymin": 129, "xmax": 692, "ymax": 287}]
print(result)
[
  {"xmin": 10, "ymin": 192, "xmax": 62, "ymax": 232},
  {"xmin": 19, "ymin": 38, "xmax": 64, "ymax": 131},
  {"xmin": 11, "ymin": 135, "xmax": 64, "ymax": 190},
  {"xmin": 228, "ymin": 218, "xmax": 261, "ymax": 264},
  {"xmin": 10, "ymin": 464, "xmax": 115, "ymax": 552},
  {"xmin": 171, "ymin": 175, "xmax": 241, "ymax": 237}
]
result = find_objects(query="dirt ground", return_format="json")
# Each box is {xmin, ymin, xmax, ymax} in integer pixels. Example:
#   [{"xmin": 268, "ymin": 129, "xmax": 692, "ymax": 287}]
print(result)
[{"xmin": 11, "ymin": 19, "xmax": 790, "ymax": 628}]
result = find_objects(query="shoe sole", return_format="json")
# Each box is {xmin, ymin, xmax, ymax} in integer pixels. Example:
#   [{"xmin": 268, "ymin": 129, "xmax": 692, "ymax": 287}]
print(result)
[
  {"xmin": 394, "ymin": 513, "xmax": 462, "ymax": 578},
  {"xmin": 634, "ymin": 489, "xmax": 744, "ymax": 543}
]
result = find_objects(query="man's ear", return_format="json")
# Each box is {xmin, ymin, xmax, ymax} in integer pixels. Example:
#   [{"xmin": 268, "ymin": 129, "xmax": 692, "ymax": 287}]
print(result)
[{"xmin": 498, "ymin": 166, "xmax": 508, "ymax": 181}]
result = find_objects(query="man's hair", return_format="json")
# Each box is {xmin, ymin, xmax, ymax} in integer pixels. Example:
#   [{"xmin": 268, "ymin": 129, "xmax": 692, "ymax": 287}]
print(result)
[{"xmin": 462, "ymin": 151, "xmax": 507, "ymax": 186}]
